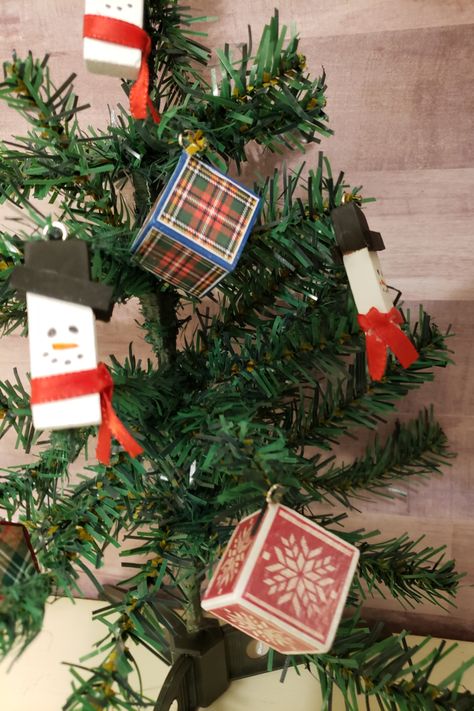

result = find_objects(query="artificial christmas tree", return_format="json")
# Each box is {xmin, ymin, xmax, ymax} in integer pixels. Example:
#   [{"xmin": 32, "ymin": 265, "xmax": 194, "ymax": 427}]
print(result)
[{"xmin": 0, "ymin": 3, "xmax": 472, "ymax": 710}]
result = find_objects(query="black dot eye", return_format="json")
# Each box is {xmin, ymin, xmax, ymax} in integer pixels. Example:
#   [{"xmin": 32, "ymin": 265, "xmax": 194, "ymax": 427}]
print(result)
[
  {"xmin": 48, "ymin": 328, "xmax": 56, "ymax": 337},
  {"xmin": 52, "ymin": 358, "xmax": 58, "ymax": 363},
  {"xmin": 65, "ymin": 360, "xmax": 71, "ymax": 365},
  {"xmin": 69, "ymin": 325, "xmax": 79, "ymax": 334},
  {"xmin": 77, "ymin": 354, "xmax": 83, "ymax": 359},
  {"xmin": 43, "ymin": 352, "xmax": 48, "ymax": 357}
]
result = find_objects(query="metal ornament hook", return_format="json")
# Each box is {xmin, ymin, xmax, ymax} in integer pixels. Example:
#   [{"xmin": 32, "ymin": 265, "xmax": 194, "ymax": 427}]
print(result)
[
  {"xmin": 251, "ymin": 484, "xmax": 287, "ymax": 537},
  {"xmin": 265, "ymin": 484, "xmax": 285, "ymax": 505},
  {"xmin": 42, "ymin": 221, "xmax": 68, "ymax": 241},
  {"xmin": 178, "ymin": 130, "xmax": 208, "ymax": 156}
]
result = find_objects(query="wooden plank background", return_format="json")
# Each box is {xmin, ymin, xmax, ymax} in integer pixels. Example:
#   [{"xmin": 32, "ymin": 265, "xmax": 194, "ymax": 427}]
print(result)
[{"xmin": 0, "ymin": 1, "xmax": 473, "ymax": 640}]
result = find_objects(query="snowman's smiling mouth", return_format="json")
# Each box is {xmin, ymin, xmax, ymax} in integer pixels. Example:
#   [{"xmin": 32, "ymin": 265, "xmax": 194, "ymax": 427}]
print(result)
[{"xmin": 43, "ymin": 351, "xmax": 84, "ymax": 365}]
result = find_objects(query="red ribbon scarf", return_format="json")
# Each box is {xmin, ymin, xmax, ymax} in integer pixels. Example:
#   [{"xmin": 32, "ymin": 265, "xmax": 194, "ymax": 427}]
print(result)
[
  {"xmin": 357, "ymin": 307, "xmax": 419, "ymax": 381},
  {"xmin": 83, "ymin": 14, "xmax": 160, "ymax": 123},
  {"xmin": 31, "ymin": 363, "xmax": 143, "ymax": 465}
]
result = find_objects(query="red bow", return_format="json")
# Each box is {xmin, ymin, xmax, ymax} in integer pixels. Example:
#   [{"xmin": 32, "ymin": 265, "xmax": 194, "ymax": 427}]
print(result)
[
  {"xmin": 83, "ymin": 14, "xmax": 160, "ymax": 123},
  {"xmin": 31, "ymin": 363, "xmax": 143, "ymax": 465},
  {"xmin": 357, "ymin": 307, "xmax": 419, "ymax": 381}
]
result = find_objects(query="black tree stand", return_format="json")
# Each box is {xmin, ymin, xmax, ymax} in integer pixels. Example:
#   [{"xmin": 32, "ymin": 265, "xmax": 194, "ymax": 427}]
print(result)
[{"xmin": 154, "ymin": 620, "xmax": 288, "ymax": 710}]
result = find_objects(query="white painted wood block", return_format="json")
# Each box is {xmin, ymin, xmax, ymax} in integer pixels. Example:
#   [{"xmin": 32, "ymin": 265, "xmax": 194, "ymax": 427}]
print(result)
[
  {"xmin": 343, "ymin": 248, "xmax": 394, "ymax": 315},
  {"xmin": 84, "ymin": 0, "xmax": 144, "ymax": 80},
  {"xmin": 27, "ymin": 293, "xmax": 101, "ymax": 430}
]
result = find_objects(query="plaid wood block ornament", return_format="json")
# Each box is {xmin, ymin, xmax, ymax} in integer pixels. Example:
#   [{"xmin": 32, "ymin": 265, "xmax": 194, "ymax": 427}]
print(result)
[
  {"xmin": 131, "ymin": 152, "xmax": 262, "ymax": 297},
  {"xmin": 0, "ymin": 522, "xmax": 39, "ymax": 594},
  {"xmin": 202, "ymin": 504, "xmax": 359, "ymax": 655}
]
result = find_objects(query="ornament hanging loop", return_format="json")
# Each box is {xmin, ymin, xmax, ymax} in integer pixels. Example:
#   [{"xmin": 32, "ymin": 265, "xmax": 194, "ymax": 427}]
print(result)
[
  {"xmin": 42, "ymin": 221, "xmax": 68, "ymax": 241},
  {"xmin": 251, "ymin": 484, "xmax": 286, "ymax": 537},
  {"xmin": 341, "ymin": 191, "xmax": 362, "ymax": 205},
  {"xmin": 178, "ymin": 130, "xmax": 208, "ymax": 156},
  {"xmin": 266, "ymin": 483, "xmax": 286, "ymax": 505}
]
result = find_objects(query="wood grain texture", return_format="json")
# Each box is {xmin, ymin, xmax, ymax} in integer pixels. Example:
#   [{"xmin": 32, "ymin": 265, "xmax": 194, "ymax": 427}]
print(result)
[
  {"xmin": 210, "ymin": 0, "xmax": 474, "ymax": 39},
  {"xmin": 0, "ymin": 1, "xmax": 473, "ymax": 641}
]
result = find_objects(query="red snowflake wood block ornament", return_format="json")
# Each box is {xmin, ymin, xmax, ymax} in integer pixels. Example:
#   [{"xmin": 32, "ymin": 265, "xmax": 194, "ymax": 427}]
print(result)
[{"xmin": 202, "ymin": 504, "xmax": 359, "ymax": 655}]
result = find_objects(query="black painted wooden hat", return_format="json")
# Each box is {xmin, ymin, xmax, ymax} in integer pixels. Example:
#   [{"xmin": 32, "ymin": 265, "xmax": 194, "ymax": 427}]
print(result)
[
  {"xmin": 10, "ymin": 239, "xmax": 114, "ymax": 322},
  {"xmin": 331, "ymin": 203, "xmax": 385, "ymax": 254}
]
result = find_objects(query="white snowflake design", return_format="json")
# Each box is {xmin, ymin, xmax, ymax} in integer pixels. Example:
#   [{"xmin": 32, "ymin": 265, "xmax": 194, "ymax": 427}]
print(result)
[
  {"xmin": 263, "ymin": 533, "xmax": 337, "ymax": 619},
  {"xmin": 223, "ymin": 608, "xmax": 296, "ymax": 649},
  {"xmin": 215, "ymin": 524, "xmax": 253, "ymax": 592}
]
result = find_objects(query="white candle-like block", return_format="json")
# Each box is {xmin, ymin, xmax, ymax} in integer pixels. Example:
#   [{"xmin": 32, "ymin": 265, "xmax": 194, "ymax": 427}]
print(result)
[
  {"xmin": 27, "ymin": 293, "xmax": 101, "ymax": 430},
  {"xmin": 342, "ymin": 248, "xmax": 394, "ymax": 315},
  {"xmin": 84, "ymin": 0, "xmax": 144, "ymax": 80}
]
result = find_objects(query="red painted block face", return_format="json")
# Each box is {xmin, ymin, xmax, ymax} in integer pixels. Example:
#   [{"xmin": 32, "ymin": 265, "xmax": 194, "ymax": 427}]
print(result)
[{"xmin": 202, "ymin": 505, "xmax": 359, "ymax": 655}]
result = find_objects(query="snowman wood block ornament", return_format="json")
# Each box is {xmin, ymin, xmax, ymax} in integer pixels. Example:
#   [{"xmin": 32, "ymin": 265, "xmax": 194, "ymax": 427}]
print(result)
[
  {"xmin": 10, "ymin": 231, "xmax": 114, "ymax": 431},
  {"xmin": 331, "ymin": 203, "xmax": 418, "ymax": 380},
  {"xmin": 26, "ymin": 293, "xmax": 101, "ymax": 430},
  {"xmin": 83, "ymin": 0, "xmax": 145, "ymax": 80},
  {"xmin": 331, "ymin": 202, "xmax": 393, "ymax": 316}
]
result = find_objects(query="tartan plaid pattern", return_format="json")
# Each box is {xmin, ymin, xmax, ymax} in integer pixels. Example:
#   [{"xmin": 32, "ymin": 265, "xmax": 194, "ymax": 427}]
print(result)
[
  {"xmin": 0, "ymin": 522, "xmax": 38, "ymax": 589},
  {"xmin": 135, "ymin": 227, "xmax": 227, "ymax": 297},
  {"xmin": 157, "ymin": 155, "xmax": 260, "ymax": 264}
]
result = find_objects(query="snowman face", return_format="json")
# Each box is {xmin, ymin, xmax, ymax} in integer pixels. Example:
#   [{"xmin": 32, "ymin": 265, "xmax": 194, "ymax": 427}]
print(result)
[
  {"xmin": 26, "ymin": 293, "xmax": 98, "ymax": 378},
  {"xmin": 85, "ymin": 0, "xmax": 144, "ymax": 25}
]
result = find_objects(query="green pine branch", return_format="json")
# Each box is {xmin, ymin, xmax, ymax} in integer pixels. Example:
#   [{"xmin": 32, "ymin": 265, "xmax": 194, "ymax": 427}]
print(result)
[
  {"xmin": 314, "ymin": 409, "xmax": 454, "ymax": 505},
  {"xmin": 202, "ymin": 11, "xmax": 331, "ymax": 162},
  {"xmin": 0, "ymin": 369, "xmax": 36, "ymax": 451},
  {"xmin": 0, "ymin": 52, "xmax": 90, "ymax": 127},
  {"xmin": 351, "ymin": 530, "xmax": 461, "ymax": 610},
  {"xmin": 0, "ymin": 572, "xmax": 51, "ymax": 660},
  {"xmin": 310, "ymin": 616, "xmax": 474, "ymax": 711},
  {"xmin": 286, "ymin": 309, "xmax": 452, "ymax": 449},
  {"xmin": 138, "ymin": 289, "xmax": 180, "ymax": 365},
  {"xmin": 0, "ymin": 234, "xmax": 26, "ymax": 334},
  {"xmin": 208, "ymin": 158, "xmax": 344, "ymax": 339},
  {"xmin": 146, "ymin": 0, "xmax": 212, "ymax": 109}
]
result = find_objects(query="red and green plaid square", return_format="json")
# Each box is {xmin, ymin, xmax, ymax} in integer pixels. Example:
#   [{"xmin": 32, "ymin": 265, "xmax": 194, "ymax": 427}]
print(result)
[
  {"xmin": 0, "ymin": 522, "xmax": 39, "ymax": 589},
  {"xmin": 158, "ymin": 155, "xmax": 259, "ymax": 263},
  {"xmin": 131, "ymin": 152, "xmax": 261, "ymax": 297},
  {"xmin": 135, "ymin": 228, "xmax": 227, "ymax": 297}
]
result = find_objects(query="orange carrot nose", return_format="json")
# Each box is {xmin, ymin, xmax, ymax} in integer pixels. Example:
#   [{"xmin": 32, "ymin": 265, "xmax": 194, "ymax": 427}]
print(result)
[{"xmin": 52, "ymin": 343, "xmax": 78, "ymax": 350}]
